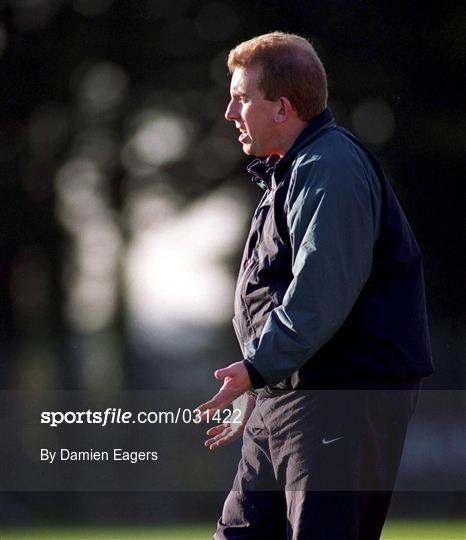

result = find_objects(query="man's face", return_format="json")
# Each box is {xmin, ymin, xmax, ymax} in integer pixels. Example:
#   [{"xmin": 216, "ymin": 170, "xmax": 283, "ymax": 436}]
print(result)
[{"xmin": 225, "ymin": 65, "xmax": 280, "ymax": 157}]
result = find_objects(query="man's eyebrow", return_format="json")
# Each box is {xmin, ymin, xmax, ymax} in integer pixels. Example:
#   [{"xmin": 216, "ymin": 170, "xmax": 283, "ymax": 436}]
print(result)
[{"xmin": 231, "ymin": 88, "xmax": 248, "ymax": 98}]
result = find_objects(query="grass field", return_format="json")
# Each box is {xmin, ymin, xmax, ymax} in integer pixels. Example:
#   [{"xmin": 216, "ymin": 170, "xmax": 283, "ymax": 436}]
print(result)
[{"xmin": 0, "ymin": 521, "xmax": 464, "ymax": 539}]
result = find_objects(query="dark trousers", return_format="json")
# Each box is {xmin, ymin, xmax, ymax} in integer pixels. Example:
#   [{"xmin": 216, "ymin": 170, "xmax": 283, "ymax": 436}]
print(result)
[{"xmin": 215, "ymin": 384, "xmax": 420, "ymax": 540}]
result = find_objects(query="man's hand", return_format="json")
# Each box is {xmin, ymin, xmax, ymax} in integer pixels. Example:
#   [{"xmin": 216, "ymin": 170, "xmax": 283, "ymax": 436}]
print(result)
[
  {"xmin": 196, "ymin": 361, "xmax": 252, "ymax": 421},
  {"xmin": 204, "ymin": 393, "xmax": 256, "ymax": 451}
]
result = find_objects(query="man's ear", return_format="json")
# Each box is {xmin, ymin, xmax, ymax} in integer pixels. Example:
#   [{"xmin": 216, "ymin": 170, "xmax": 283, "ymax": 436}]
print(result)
[{"xmin": 274, "ymin": 97, "xmax": 294, "ymax": 124}]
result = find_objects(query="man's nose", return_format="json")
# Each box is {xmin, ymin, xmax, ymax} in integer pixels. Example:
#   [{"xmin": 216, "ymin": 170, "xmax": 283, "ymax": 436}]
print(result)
[{"xmin": 225, "ymin": 100, "xmax": 239, "ymax": 121}]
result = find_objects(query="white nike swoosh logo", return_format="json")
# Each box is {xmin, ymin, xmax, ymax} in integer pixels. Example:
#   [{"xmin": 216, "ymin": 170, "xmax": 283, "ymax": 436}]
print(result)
[{"xmin": 322, "ymin": 436, "xmax": 344, "ymax": 445}]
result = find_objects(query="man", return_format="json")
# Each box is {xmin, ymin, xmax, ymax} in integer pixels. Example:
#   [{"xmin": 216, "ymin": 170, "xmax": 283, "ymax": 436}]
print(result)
[{"xmin": 197, "ymin": 32, "xmax": 433, "ymax": 539}]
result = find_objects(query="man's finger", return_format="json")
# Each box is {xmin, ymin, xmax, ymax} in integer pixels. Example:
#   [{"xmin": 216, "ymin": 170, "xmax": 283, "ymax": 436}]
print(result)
[
  {"xmin": 196, "ymin": 394, "xmax": 220, "ymax": 411},
  {"xmin": 196, "ymin": 390, "xmax": 240, "ymax": 417},
  {"xmin": 206, "ymin": 423, "xmax": 228, "ymax": 437},
  {"xmin": 195, "ymin": 395, "xmax": 225, "ymax": 414},
  {"xmin": 207, "ymin": 431, "xmax": 233, "ymax": 450},
  {"xmin": 196, "ymin": 401, "xmax": 230, "ymax": 421},
  {"xmin": 205, "ymin": 426, "xmax": 232, "ymax": 447},
  {"xmin": 207, "ymin": 427, "xmax": 244, "ymax": 450},
  {"xmin": 196, "ymin": 387, "xmax": 234, "ymax": 411},
  {"xmin": 215, "ymin": 368, "xmax": 232, "ymax": 381}
]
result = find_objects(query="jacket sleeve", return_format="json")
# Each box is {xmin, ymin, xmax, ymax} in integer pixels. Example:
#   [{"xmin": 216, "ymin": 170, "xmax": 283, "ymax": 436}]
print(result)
[{"xmin": 243, "ymin": 151, "xmax": 381, "ymax": 386}]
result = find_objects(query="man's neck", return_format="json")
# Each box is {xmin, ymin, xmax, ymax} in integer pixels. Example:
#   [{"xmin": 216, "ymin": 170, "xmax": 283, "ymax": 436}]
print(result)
[{"xmin": 276, "ymin": 121, "xmax": 308, "ymax": 157}]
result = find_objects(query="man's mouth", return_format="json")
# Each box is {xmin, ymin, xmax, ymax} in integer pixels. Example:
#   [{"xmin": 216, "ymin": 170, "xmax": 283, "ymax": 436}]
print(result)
[{"xmin": 238, "ymin": 129, "xmax": 250, "ymax": 143}]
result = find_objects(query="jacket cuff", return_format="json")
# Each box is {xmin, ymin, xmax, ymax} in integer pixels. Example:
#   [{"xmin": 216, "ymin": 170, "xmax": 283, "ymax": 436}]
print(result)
[{"xmin": 243, "ymin": 360, "xmax": 266, "ymax": 389}]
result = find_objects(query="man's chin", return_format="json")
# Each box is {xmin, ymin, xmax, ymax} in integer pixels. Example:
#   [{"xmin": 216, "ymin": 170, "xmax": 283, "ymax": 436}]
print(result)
[
  {"xmin": 242, "ymin": 143, "xmax": 268, "ymax": 157},
  {"xmin": 241, "ymin": 143, "xmax": 254, "ymax": 156}
]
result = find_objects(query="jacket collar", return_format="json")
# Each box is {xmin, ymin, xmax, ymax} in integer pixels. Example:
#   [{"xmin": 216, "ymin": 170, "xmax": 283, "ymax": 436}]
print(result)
[
  {"xmin": 246, "ymin": 154, "xmax": 281, "ymax": 191},
  {"xmin": 247, "ymin": 108, "xmax": 335, "ymax": 191}
]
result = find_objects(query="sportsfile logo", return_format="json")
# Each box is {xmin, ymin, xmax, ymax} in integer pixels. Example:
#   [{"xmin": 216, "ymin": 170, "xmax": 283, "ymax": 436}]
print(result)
[{"xmin": 41, "ymin": 408, "xmax": 133, "ymax": 428}]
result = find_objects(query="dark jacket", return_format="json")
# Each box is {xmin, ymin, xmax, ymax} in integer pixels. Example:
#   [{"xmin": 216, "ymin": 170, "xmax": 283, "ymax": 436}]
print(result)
[{"xmin": 235, "ymin": 109, "xmax": 434, "ymax": 390}]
